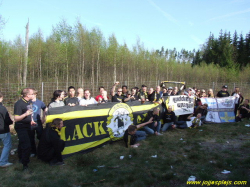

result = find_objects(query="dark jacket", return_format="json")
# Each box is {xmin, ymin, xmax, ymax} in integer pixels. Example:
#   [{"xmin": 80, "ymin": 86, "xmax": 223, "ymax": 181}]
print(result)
[
  {"xmin": 0, "ymin": 103, "xmax": 13, "ymax": 134},
  {"xmin": 37, "ymin": 127, "xmax": 65, "ymax": 162}
]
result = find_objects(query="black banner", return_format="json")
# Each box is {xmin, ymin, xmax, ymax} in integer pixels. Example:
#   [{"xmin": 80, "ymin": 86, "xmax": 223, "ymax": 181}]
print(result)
[{"xmin": 46, "ymin": 101, "xmax": 160, "ymax": 157}]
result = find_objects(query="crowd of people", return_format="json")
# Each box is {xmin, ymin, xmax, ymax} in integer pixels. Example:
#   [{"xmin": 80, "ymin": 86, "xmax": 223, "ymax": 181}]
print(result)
[{"xmin": 0, "ymin": 83, "xmax": 249, "ymax": 171}]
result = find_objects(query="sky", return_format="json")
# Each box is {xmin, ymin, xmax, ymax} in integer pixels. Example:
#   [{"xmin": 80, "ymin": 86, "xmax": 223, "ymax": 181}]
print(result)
[{"xmin": 0, "ymin": 0, "xmax": 250, "ymax": 52}]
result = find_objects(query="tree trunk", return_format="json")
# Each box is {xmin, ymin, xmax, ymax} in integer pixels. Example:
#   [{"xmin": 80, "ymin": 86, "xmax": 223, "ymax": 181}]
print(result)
[{"xmin": 23, "ymin": 20, "xmax": 29, "ymax": 86}]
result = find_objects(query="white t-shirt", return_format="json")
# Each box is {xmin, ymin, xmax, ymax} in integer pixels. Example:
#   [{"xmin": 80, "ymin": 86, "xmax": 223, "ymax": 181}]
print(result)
[
  {"xmin": 232, "ymin": 93, "xmax": 240, "ymax": 104},
  {"xmin": 186, "ymin": 117, "xmax": 202, "ymax": 127},
  {"xmin": 79, "ymin": 97, "xmax": 97, "ymax": 105}
]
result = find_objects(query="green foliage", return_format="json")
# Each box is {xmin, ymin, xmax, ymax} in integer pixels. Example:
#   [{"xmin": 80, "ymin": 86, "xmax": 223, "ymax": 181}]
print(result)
[
  {"xmin": 193, "ymin": 30, "xmax": 250, "ymax": 70},
  {"xmin": 0, "ymin": 20, "xmax": 249, "ymax": 86}
]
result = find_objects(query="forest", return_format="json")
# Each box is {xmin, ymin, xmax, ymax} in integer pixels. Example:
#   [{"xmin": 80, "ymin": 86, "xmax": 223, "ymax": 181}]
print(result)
[{"xmin": 0, "ymin": 19, "xmax": 249, "ymax": 88}]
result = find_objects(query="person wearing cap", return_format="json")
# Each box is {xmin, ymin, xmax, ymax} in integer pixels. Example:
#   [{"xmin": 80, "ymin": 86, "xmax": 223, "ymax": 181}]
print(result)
[
  {"xmin": 167, "ymin": 87, "xmax": 173, "ymax": 96},
  {"xmin": 216, "ymin": 85, "xmax": 230, "ymax": 98},
  {"xmin": 187, "ymin": 88, "xmax": 196, "ymax": 97}
]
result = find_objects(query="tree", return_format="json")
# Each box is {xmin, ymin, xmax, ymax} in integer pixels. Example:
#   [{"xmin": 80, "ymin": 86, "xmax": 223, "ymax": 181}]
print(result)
[
  {"xmin": 29, "ymin": 29, "xmax": 44, "ymax": 82},
  {"xmin": 23, "ymin": 20, "xmax": 29, "ymax": 86}
]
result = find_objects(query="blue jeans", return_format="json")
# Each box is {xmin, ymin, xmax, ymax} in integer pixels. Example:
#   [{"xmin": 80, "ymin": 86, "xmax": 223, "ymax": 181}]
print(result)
[
  {"xmin": 135, "ymin": 131, "xmax": 147, "ymax": 142},
  {"xmin": 161, "ymin": 122, "xmax": 174, "ymax": 132},
  {"xmin": 175, "ymin": 121, "xmax": 188, "ymax": 129},
  {"xmin": 143, "ymin": 121, "xmax": 161, "ymax": 135},
  {"xmin": 0, "ymin": 132, "xmax": 12, "ymax": 166}
]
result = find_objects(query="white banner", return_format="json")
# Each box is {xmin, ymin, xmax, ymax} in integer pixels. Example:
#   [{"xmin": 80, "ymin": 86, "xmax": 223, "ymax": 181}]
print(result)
[
  {"xmin": 200, "ymin": 97, "xmax": 236, "ymax": 123},
  {"xmin": 164, "ymin": 95, "xmax": 194, "ymax": 116}
]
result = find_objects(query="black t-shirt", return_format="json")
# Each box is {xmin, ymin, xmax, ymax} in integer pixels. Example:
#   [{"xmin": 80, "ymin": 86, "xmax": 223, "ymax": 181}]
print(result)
[
  {"xmin": 163, "ymin": 110, "xmax": 176, "ymax": 124},
  {"xmin": 130, "ymin": 94, "xmax": 139, "ymax": 101},
  {"xmin": 217, "ymin": 90, "xmax": 230, "ymax": 97},
  {"xmin": 14, "ymin": 98, "xmax": 32, "ymax": 129},
  {"xmin": 64, "ymin": 97, "xmax": 79, "ymax": 105},
  {"xmin": 123, "ymin": 129, "xmax": 137, "ymax": 148},
  {"xmin": 0, "ymin": 103, "xmax": 13, "ymax": 134},
  {"xmin": 148, "ymin": 93, "xmax": 154, "ymax": 102},
  {"xmin": 37, "ymin": 127, "xmax": 65, "ymax": 162},
  {"xmin": 163, "ymin": 93, "xmax": 169, "ymax": 96},
  {"xmin": 111, "ymin": 94, "xmax": 124, "ymax": 102},
  {"xmin": 238, "ymin": 104, "xmax": 250, "ymax": 118}
]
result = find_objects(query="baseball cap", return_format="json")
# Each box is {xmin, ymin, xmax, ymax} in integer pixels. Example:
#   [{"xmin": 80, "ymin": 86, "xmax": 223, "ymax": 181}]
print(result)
[{"xmin": 222, "ymin": 85, "xmax": 228, "ymax": 88}]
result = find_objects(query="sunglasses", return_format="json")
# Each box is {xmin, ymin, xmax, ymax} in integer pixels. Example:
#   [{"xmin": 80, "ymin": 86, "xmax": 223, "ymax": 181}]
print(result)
[{"xmin": 117, "ymin": 91, "xmax": 122, "ymax": 92}]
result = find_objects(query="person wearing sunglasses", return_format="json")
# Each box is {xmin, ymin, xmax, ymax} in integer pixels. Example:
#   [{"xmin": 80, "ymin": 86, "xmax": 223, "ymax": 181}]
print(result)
[{"xmin": 110, "ymin": 81, "xmax": 125, "ymax": 102}]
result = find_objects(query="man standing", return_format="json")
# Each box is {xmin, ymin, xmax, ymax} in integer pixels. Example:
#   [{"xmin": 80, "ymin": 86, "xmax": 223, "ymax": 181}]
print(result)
[
  {"xmin": 217, "ymin": 85, "xmax": 230, "ymax": 98},
  {"xmin": 137, "ymin": 85, "xmax": 148, "ymax": 101},
  {"xmin": 77, "ymin": 88, "xmax": 84, "ymax": 102},
  {"xmin": 79, "ymin": 89, "xmax": 98, "ymax": 106},
  {"xmin": 64, "ymin": 86, "xmax": 79, "ymax": 106},
  {"xmin": 0, "ymin": 92, "xmax": 13, "ymax": 168},
  {"xmin": 110, "ymin": 82, "xmax": 124, "ymax": 102},
  {"xmin": 152, "ymin": 86, "xmax": 163, "ymax": 104},
  {"xmin": 30, "ymin": 89, "xmax": 47, "ymax": 157},
  {"xmin": 14, "ymin": 88, "xmax": 35, "ymax": 171},
  {"xmin": 95, "ymin": 86, "xmax": 105, "ymax": 102},
  {"xmin": 122, "ymin": 85, "xmax": 128, "ymax": 97}
]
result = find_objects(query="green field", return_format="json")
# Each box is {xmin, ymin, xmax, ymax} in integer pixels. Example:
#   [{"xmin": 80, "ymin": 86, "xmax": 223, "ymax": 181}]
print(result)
[{"xmin": 1, "ymin": 121, "xmax": 250, "ymax": 187}]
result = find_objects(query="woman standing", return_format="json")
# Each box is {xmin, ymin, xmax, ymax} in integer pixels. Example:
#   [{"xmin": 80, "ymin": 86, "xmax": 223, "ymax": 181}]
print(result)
[
  {"xmin": 207, "ymin": 89, "xmax": 215, "ymax": 98},
  {"xmin": 231, "ymin": 87, "xmax": 244, "ymax": 116}
]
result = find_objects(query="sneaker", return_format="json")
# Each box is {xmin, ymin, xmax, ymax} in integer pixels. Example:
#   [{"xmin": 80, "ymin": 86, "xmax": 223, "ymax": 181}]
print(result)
[
  {"xmin": 50, "ymin": 161, "xmax": 65, "ymax": 166},
  {"xmin": 30, "ymin": 154, "xmax": 36, "ymax": 158},
  {"xmin": 157, "ymin": 132, "xmax": 163, "ymax": 136},
  {"xmin": 0, "ymin": 162, "xmax": 13, "ymax": 168},
  {"xmin": 55, "ymin": 161, "xmax": 65, "ymax": 166}
]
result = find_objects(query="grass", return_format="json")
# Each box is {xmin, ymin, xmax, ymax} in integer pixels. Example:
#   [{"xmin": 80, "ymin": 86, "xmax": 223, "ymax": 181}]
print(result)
[{"xmin": 0, "ymin": 121, "xmax": 250, "ymax": 187}]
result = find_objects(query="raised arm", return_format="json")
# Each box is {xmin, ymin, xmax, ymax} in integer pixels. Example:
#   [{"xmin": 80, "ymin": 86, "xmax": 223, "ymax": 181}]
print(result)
[{"xmin": 110, "ymin": 81, "xmax": 119, "ymax": 97}]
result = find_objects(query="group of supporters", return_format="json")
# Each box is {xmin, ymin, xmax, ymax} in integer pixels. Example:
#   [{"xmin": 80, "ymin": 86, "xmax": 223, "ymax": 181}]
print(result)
[
  {"xmin": 123, "ymin": 84, "xmax": 250, "ymax": 148},
  {"xmin": 0, "ymin": 88, "xmax": 65, "ymax": 171},
  {"xmin": 0, "ymin": 83, "xmax": 249, "ymax": 171}
]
